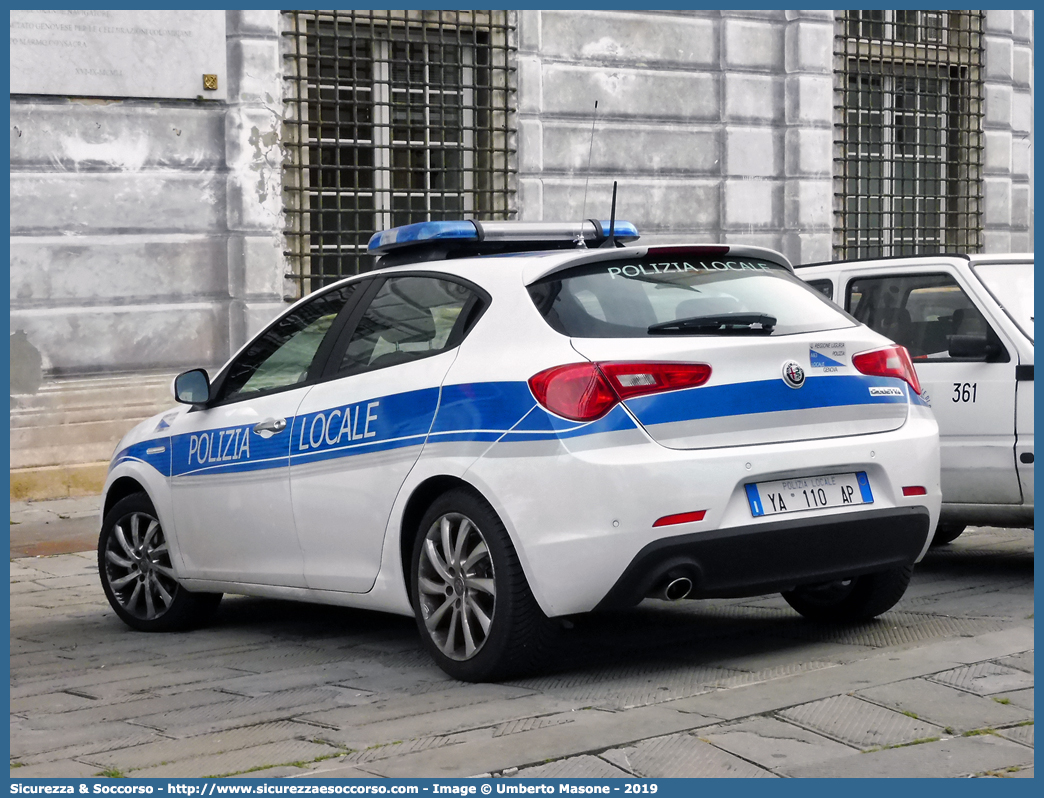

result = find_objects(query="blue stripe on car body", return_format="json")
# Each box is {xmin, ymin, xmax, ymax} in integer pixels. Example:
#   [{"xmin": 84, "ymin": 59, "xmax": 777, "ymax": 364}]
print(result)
[
  {"xmin": 115, "ymin": 373, "xmax": 919, "ymax": 480},
  {"xmin": 111, "ymin": 439, "xmax": 172, "ymax": 475},
  {"xmin": 502, "ymin": 404, "xmax": 637, "ymax": 440},
  {"xmin": 431, "ymin": 381, "xmax": 536, "ymax": 435},
  {"xmin": 171, "ymin": 424, "xmax": 289, "ymax": 477},
  {"xmin": 290, "ymin": 387, "xmax": 440, "ymax": 465},
  {"xmin": 625, "ymin": 374, "xmax": 917, "ymax": 428}
]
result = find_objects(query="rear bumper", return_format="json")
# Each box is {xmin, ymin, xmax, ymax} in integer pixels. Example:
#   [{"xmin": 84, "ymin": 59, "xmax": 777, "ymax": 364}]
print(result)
[
  {"xmin": 464, "ymin": 408, "xmax": 939, "ymax": 617},
  {"xmin": 596, "ymin": 506, "xmax": 931, "ymax": 610}
]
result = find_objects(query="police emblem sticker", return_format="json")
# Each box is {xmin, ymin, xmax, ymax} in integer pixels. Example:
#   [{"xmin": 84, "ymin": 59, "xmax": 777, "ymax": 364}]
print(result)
[
  {"xmin": 782, "ymin": 360, "xmax": 805, "ymax": 389},
  {"xmin": 809, "ymin": 342, "xmax": 846, "ymax": 371},
  {"xmin": 155, "ymin": 411, "xmax": 179, "ymax": 432}
]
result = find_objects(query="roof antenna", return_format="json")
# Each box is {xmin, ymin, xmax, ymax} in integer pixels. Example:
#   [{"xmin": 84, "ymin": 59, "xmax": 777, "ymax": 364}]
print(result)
[
  {"xmin": 578, "ymin": 100, "xmax": 599, "ymax": 247},
  {"xmin": 600, "ymin": 181, "xmax": 618, "ymax": 248}
]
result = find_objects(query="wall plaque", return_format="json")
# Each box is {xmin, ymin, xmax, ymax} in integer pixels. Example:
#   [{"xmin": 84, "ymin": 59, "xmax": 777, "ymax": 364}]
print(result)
[{"xmin": 10, "ymin": 10, "xmax": 227, "ymax": 100}]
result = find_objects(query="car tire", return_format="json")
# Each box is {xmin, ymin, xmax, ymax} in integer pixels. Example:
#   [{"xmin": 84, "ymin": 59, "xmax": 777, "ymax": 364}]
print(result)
[
  {"xmin": 931, "ymin": 523, "xmax": 967, "ymax": 546},
  {"xmin": 781, "ymin": 564, "xmax": 913, "ymax": 623},
  {"xmin": 98, "ymin": 492, "xmax": 222, "ymax": 632},
  {"xmin": 410, "ymin": 488, "xmax": 553, "ymax": 682}
]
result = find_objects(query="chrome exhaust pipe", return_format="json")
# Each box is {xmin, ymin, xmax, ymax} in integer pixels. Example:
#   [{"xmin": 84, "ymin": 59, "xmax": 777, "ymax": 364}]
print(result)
[
  {"xmin": 664, "ymin": 576, "xmax": 693, "ymax": 601},
  {"xmin": 650, "ymin": 575, "xmax": 693, "ymax": 601}
]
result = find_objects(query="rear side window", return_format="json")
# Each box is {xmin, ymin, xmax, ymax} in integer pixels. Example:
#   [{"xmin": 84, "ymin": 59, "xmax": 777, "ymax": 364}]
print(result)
[
  {"xmin": 528, "ymin": 255, "xmax": 855, "ymax": 337},
  {"xmin": 338, "ymin": 276, "xmax": 483, "ymax": 375}
]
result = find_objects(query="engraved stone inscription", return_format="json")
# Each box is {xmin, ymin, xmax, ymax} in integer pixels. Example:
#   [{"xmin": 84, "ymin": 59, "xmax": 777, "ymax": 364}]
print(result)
[{"xmin": 10, "ymin": 10, "xmax": 227, "ymax": 100}]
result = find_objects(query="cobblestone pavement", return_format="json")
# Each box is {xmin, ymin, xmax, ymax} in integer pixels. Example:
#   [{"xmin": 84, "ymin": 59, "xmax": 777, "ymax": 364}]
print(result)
[{"xmin": 9, "ymin": 512, "xmax": 1033, "ymax": 779}]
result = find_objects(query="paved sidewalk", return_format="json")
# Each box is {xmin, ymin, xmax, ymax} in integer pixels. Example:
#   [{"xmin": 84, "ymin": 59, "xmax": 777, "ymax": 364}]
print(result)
[
  {"xmin": 8, "ymin": 504, "xmax": 1035, "ymax": 779},
  {"xmin": 10, "ymin": 495, "xmax": 101, "ymax": 558}
]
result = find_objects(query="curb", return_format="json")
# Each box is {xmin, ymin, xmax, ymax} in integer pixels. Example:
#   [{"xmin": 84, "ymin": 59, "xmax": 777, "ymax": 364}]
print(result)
[{"xmin": 10, "ymin": 462, "xmax": 108, "ymax": 502}]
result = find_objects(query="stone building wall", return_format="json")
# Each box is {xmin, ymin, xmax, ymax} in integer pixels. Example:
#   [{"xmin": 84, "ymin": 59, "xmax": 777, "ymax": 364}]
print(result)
[
  {"xmin": 982, "ymin": 9, "xmax": 1034, "ymax": 252},
  {"xmin": 9, "ymin": 11, "xmax": 286, "ymax": 496},
  {"xmin": 517, "ymin": 9, "xmax": 1034, "ymax": 261},
  {"xmin": 516, "ymin": 10, "xmax": 835, "ymax": 266}
]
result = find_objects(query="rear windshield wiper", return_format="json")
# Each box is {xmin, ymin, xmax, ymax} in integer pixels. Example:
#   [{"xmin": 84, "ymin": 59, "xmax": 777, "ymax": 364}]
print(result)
[{"xmin": 648, "ymin": 313, "xmax": 777, "ymax": 335}]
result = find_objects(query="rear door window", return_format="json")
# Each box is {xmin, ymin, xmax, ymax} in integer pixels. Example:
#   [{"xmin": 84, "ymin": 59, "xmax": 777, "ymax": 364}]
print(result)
[
  {"xmin": 528, "ymin": 255, "xmax": 855, "ymax": 337},
  {"xmin": 334, "ymin": 275, "xmax": 485, "ymax": 376}
]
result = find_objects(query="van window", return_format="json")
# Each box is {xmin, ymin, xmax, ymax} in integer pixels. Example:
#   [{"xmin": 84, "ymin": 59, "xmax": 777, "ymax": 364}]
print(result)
[
  {"xmin": 972, "ymin": 261, "xmax": 1034, "ymax": 342},
  {"xmin": 846, "ymin": 273, "xmax": 1004, "ymax": 360},
  {"xmin": 806, "ymin": 279, "xmax": 834, "ymax": 301}
]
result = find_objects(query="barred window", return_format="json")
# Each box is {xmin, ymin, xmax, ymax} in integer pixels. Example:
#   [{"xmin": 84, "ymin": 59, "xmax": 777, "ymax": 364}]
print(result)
[
  {"xmin": 834, "ymin": 11, "xmax": 984, "ymax": 259},
  {"xmin": 283, "ymin": 11, "xmax": 516, "ymax": 295}
]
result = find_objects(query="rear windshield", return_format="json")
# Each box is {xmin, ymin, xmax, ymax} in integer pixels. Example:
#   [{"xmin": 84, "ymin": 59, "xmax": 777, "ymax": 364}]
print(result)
[
  {"xmin": 528, "ymin": 255, "xmax": 856, "ymax": 337},
  {"xmin": 972, "ymin": 261, "xmax": 1034, "ymax": 342}
]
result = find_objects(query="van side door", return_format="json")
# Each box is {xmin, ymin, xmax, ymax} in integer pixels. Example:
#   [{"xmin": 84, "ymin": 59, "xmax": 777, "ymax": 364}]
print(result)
[{"xmin": 844, "ymin": 270, "xmax": 1021, "ymax": 506}]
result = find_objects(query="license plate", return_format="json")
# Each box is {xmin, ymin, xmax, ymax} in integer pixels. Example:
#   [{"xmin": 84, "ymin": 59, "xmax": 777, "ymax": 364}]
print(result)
[{"xmin": 745, "ymin": 472, "xmax": 873, "ymax": 517}]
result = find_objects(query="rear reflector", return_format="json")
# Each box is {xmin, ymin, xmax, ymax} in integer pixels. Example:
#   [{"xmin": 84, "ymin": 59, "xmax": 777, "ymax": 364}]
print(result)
[
  {"xmin": 902, "ymin": 486, "xmax": 927, "ymax": 497},
  {"xmin": 852, "ymin": 345, "xmax": 923, "ymax": 395},
  {"xmin": 653, "ymin": 510, "xmax": 707, "ymax": 527}
]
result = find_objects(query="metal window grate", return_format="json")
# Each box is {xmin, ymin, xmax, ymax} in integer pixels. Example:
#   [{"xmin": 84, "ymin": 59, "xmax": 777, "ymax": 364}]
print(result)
[
  {"xmin": 282, "ymin": 10, "xmax": 517, "ymax": 295},
  {"xmin": 834, "ymin": 10, "xmax": 984, "ymax": 259}
]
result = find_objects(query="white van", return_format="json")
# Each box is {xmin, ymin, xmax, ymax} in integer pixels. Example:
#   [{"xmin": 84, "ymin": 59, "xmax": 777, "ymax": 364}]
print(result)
[{"xmin": 798, "ymin": 254, "xmax": 1033, "ymax": 544}]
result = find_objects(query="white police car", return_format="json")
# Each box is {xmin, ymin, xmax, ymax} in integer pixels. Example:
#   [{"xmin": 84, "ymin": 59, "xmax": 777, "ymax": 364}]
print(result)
[
  {"xmin": 798, "ymin": 254, "xmax": 1033, "ymax": 544},
  {"xmin": 100, "ymin": 221, "xmax": 941, "ymax": 681}
]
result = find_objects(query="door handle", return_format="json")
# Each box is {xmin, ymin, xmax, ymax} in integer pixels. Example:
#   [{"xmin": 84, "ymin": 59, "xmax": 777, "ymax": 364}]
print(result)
[{"xmin": 253, "ymin": 418, "xmax": 287, "ymax": 437}]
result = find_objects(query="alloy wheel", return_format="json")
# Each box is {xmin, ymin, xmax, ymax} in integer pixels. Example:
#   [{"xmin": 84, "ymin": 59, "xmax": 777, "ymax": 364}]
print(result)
[
  {"xmin": 416, "ymin": 512, "xmax": 496, "ymax": 661},
  {"xmin": 102, "ymin": 511, "xmax": 179, "ymax": 621}
]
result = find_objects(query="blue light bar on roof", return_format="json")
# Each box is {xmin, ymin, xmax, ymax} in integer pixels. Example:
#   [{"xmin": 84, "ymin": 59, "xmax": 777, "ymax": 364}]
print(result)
[
  {"xmin": 367, "ymin": 220, "xmax": 639, "ymax": 256},
  {"xmin": 367, "ymin": 220, "xmax": 478, "ymax": 254}
]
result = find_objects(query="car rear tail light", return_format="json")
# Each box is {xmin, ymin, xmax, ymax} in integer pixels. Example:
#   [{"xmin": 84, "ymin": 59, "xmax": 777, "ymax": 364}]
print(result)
[
  {"xmin": 653, "ymin": 510, "xmax": 707, "ymax": 527},
  {"xmin": 528, "ymin": 363, "xmax": 618, "ymax": 422},
  {"xmin": 529, "ymin": 361, "xmax": 712, "ymax": 421},
  {"xmin": 902, "ymin": 486, "xmax": 927, "ymax": 497},
  {"xmin": 599, "ymin": 362, "xmax": 712, "ymax": 400},
  {"xmin": 852, "ymin": 345, "xmax": 922, "ymax": 395}
]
